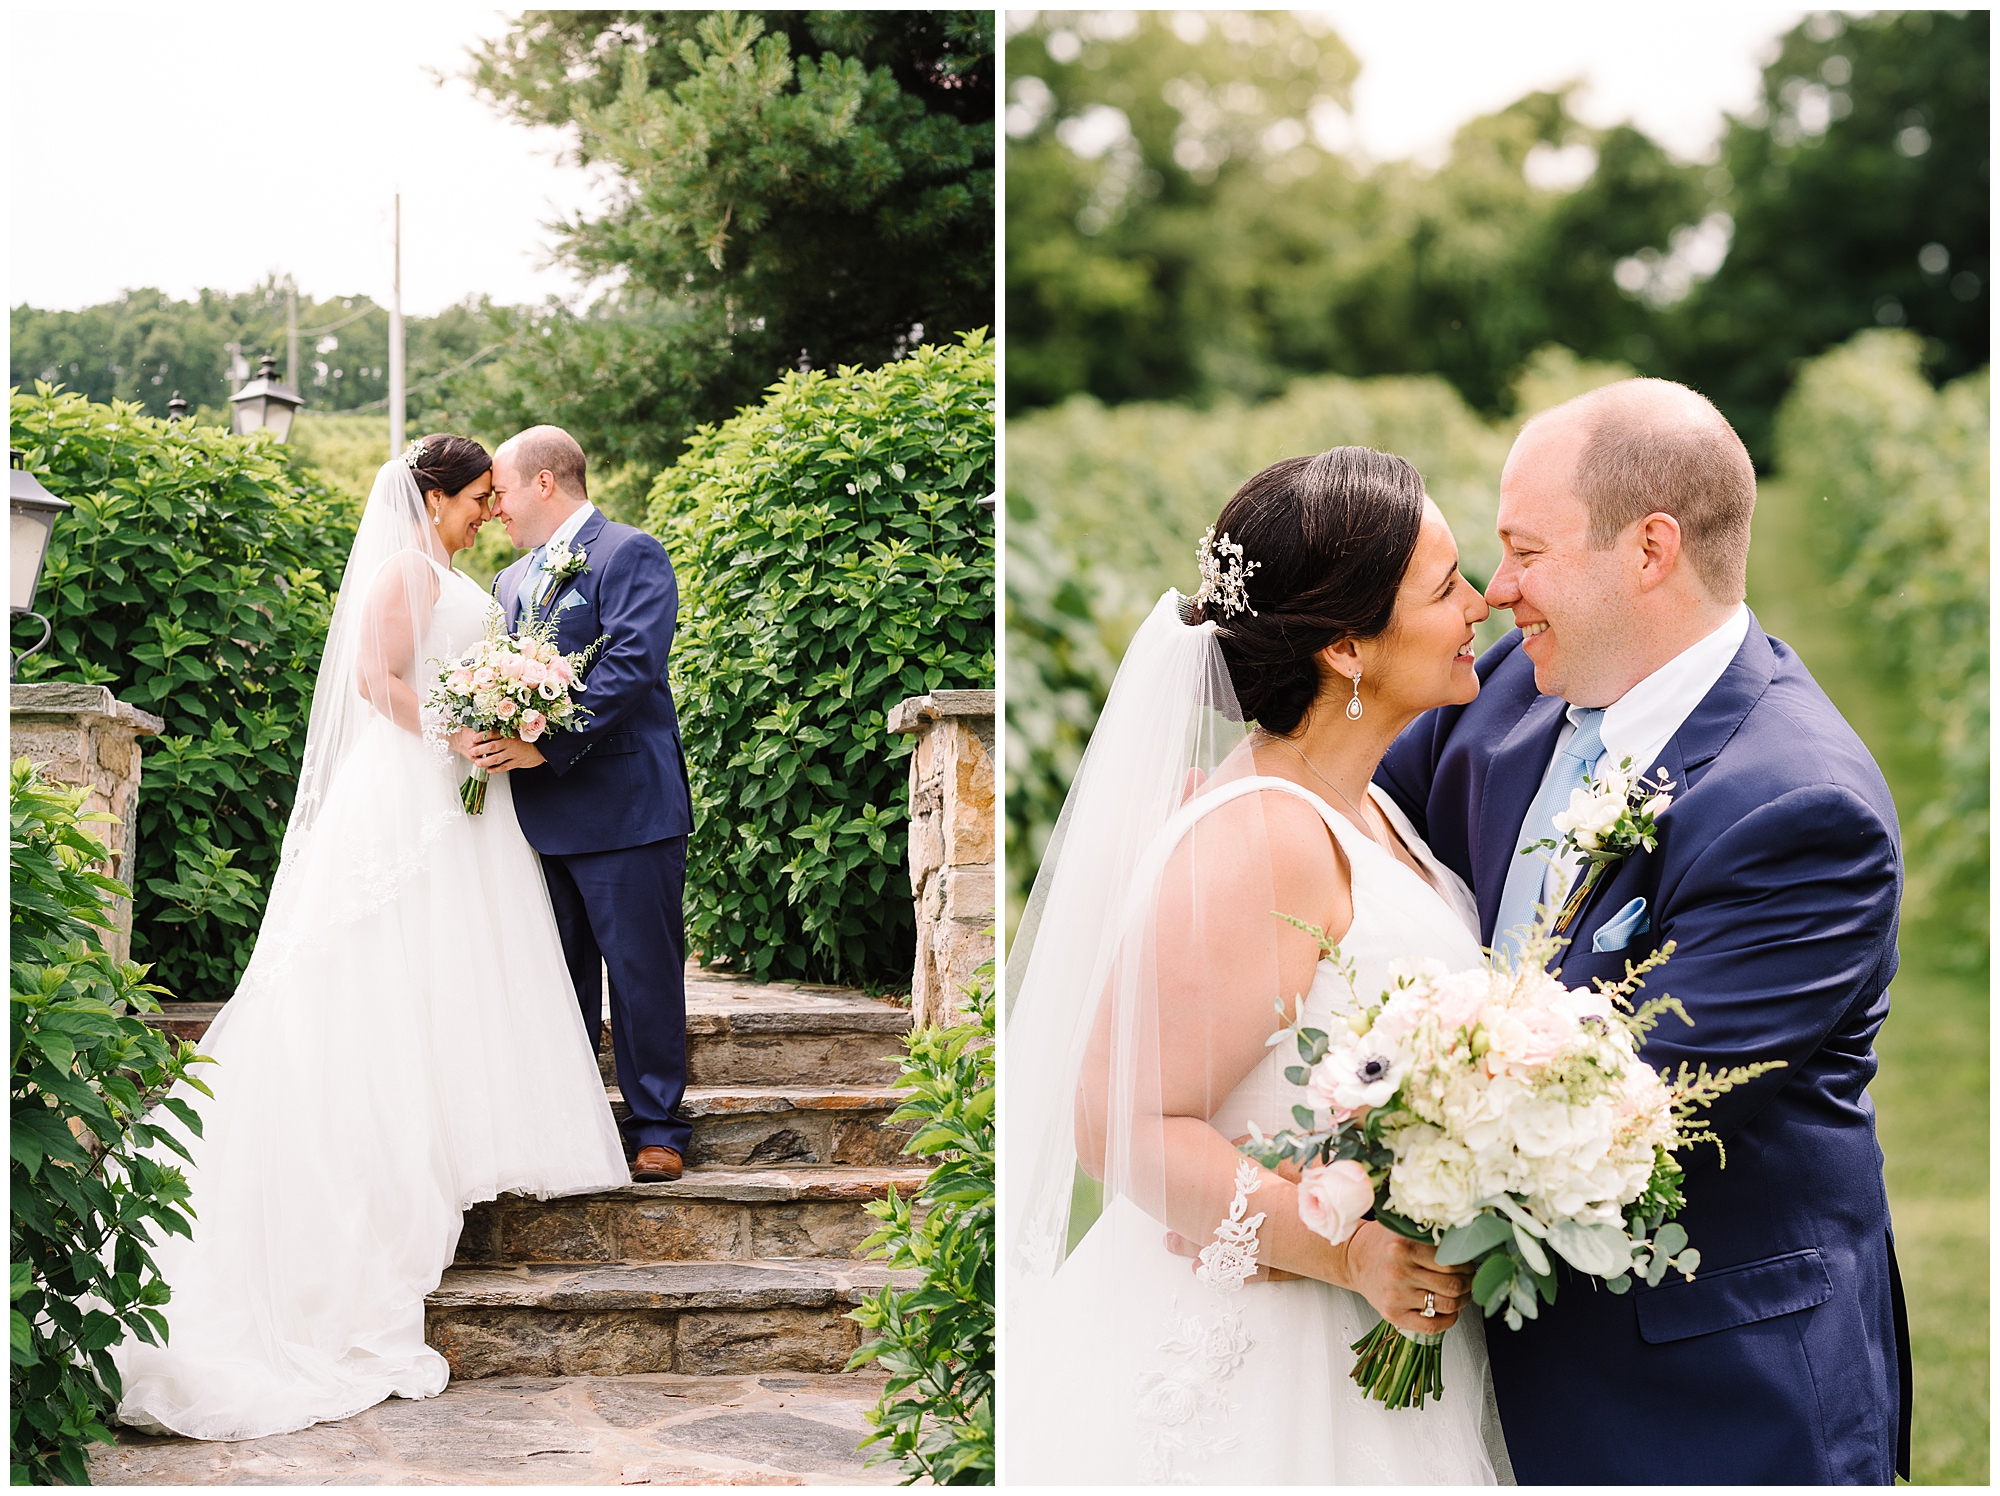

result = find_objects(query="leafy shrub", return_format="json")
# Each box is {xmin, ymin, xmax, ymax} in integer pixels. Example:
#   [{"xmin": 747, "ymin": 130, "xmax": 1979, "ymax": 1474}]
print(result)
[
  {"xmin": 1773, "ymin": 330, "xmax": 1989, "ymax": 950},
  {"xmin": 9, "ymin": 386, "xmax": 358, "ymax": 1002},
  {"xmin": 11, "ymin": 759, "xmax": 212, "ymax": 1485},
  {"xmin": 847, "ymin": 980, "xmax": 995, "ymax": 1484},
  {"xmin": 647, "ymin": 331, "xmax": 994, "ymax": 985}
]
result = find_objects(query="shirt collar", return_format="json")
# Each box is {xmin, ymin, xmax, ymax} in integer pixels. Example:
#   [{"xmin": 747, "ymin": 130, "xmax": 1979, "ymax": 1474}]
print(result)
[
  {"xmin": 544, "ymin": 502, "xmax": 596, "ymax": 554},
  {"xmin": 1575, "ymin": 604, "xmax": 1749, "ymax": 773}
]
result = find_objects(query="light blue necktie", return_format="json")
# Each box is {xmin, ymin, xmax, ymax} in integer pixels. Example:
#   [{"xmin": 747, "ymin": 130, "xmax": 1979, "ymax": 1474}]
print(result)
[
  {"xmin": 521, "ymin": 543, "xmax": 548, "ymax": 613},
  {"xmin": 1493, "ymin": 708, "xmax": 1605, "ymax": 960}
]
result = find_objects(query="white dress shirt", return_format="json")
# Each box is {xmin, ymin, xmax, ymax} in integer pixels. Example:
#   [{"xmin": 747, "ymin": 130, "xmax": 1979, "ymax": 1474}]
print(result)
[
  {"xmin": 527, "ymin": 501, "xmax": 597, "ymax": 607},
  {"xmin": 1536, "ymin": 604, "xmax": 1750, "ymax": 905}
]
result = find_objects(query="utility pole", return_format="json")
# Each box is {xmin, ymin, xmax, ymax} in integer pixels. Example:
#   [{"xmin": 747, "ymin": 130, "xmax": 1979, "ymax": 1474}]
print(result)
[
  {"xmin": 285, "ymin": 277, "xmax": 298, "ymax": 392},
  {"xmin": 389, "ymin": 192, "xmax": 406, "ymax": 459}
]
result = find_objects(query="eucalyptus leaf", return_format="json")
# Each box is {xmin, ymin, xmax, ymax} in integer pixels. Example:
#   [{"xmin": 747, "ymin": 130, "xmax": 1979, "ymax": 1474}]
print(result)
[
  {"xmin": 1435, "ymin": 1213, "xmax": 1513, "ymax": 1266},
  {"xmin": 1511, "ymin": 1221, "xmax": 1552, "ymax": 1277},
  {"xmin": 1547, "ymin": 1218, "xmax": 1632, "ymax": 1278}
]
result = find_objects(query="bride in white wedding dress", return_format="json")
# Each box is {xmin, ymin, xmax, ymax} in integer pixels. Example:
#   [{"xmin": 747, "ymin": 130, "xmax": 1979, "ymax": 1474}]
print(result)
[
  {"xmin": 113, "ymin": 439, "xmax": 629, "ymax": 1441},
  {"xmin": 1005, "ymin": 449, "xmax": 1515, "ymax": 1484}
]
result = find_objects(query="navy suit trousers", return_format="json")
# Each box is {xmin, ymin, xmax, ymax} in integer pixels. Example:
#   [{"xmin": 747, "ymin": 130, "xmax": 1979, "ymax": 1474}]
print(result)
[{"xmin": 539, "ymin": 836, "xmax": 693, "ymax": 1156}]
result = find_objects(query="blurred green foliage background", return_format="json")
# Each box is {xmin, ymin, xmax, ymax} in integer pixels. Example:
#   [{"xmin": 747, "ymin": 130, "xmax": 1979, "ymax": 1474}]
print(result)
[{"xmin": 1005, "ymin": 9, "xmax": 1986, "ymax": 1482}]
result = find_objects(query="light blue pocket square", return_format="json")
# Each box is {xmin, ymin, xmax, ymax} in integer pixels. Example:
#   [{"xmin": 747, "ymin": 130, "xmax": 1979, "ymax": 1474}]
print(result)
[
  {"xmin": 551, "ymin": 591, "xmax": 587, "ymax": 614},
  {"xmin": 1592, "ymin": 897, "xmax": 1651, "ymax": 954}
]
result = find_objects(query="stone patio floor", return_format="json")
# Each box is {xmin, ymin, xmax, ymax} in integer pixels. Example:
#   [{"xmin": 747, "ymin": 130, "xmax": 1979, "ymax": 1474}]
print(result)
[{"xmin": 87, "ymin": 1371, "xmax": 900, "ymax": 1486}]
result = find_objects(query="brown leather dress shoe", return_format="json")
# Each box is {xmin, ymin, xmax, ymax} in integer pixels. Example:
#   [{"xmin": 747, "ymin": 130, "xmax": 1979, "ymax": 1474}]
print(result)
[{"xmin": 632, "ymin": 1145, "xmax": 683, "ymax": 1182}]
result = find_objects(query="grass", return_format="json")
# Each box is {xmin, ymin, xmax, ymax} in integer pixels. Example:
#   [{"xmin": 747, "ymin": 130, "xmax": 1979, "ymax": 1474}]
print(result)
[{"xmin": 1745, "ymin": 477, "xmax": 1989, "ymax": 1487}]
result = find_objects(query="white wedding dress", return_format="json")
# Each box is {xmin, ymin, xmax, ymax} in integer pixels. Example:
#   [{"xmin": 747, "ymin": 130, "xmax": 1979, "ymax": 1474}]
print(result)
[
  {"xmin": 1009, "ymin": 778, "xmax": 1512, "ymax": 1485},
  {"xmin": 113, "ymin": 550, "xmax": 630, "ymax": 1441}
]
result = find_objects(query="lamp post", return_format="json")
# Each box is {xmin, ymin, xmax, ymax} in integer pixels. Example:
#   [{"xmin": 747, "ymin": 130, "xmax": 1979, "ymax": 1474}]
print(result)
[
  {"xmin": 11, "ymin": 450, "xmax": 70, "ymax": 678},
  {"xmin": 166, "ymin": 391, "xmax": 189, "ymax": 421},
  {"xmin": 228, "ymin": 354, "xmax": 305, "ymax": 442}
]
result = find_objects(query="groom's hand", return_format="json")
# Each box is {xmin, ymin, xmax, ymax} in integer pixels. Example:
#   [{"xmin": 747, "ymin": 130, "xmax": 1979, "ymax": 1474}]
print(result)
[{"xmin": 472, "ymin": 731, "xmax": 546, "ymax": 771}]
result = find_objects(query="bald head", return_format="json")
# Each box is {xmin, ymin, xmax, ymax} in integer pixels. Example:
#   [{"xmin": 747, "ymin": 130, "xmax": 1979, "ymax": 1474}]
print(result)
[
  {"xmin": 497, "ymin": 425, "xmax": 589, "ymax": 503},
  {"xmin": 1523, "ymin": 379, "xmax": 1756, "ymax": 603}
]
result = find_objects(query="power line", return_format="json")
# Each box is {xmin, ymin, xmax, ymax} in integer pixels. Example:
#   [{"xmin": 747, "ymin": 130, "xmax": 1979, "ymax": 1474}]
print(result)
[{"xmin": 340, "ymin": 339, "xmax": 512, "ymax": 412}]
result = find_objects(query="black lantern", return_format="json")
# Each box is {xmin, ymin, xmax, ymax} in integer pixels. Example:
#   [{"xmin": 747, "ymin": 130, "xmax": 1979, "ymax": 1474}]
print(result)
[
  {"xmin": 166, "ymin": 391, "xmax": 189, "ymax": 420},
  {"xmin": 228, "ymin": 354, "xmax": 305, "ymax": 442},
  {"xmin": 11, "ymin": 450, "xmax": 70, "ymax": 675}
]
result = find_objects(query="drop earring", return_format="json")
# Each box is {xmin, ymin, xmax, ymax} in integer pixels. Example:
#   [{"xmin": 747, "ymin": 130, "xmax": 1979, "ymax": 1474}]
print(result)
[{"xmin": 1346, "ymin": 666, "xmax": 1363, "ymax": 721}]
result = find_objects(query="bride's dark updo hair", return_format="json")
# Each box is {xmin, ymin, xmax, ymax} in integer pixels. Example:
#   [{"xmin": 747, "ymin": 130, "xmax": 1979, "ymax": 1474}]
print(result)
[
  {"xmin": 1190, "ymin": 446, "xmax": 1427, "ymax": 735},
  {"xmin": 409, "ymin": 434, "xmax": 491, "ymax": 498}
]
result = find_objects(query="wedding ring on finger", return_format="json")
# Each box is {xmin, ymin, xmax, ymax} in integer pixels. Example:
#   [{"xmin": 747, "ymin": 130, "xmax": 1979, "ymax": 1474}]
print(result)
[{"xmin": 1422, "ymin": 1291, "xmax": 1438, "ymax": 1319}]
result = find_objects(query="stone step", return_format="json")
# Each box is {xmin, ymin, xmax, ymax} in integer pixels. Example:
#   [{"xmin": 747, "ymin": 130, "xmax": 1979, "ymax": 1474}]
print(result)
[
  {"xmin": 88, "ymin": 1370, "xmax": 900, "ymax": 1485},
  {"xmin": 455, "ymin": 1166, "xmax": 929, "ymax": 1268},
  {"xmin": 612, "ymin": 1085, "xmax": 918, "ymax": 1168},
  {"xmin": 145, "ymin": 969, "xmax": 915, "ymax": 1092},
  {"xmin": 661, "ymin": 972, "xmax": 912, "ymax": 1089},
  {"xmin": 425, "ymin": 1259, "xmax": 921, "ymax": 1381}
]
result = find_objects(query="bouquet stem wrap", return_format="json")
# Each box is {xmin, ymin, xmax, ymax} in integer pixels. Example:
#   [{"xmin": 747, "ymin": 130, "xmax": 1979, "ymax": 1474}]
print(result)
[
  {"xmin": 1350, "ymin": 1322, "xmax": 1445, "ymax": 1410},
  {"xmin": 460, "ymin": 763, "xmax": 490, "ymax": 815}
]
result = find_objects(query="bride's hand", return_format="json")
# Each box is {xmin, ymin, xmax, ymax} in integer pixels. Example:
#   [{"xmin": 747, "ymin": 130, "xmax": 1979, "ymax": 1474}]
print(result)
[
  {"xmin": 1337, "ymin": 1222, "xmax": 1473, "ymax": 1334},
  {"xmin": 448, "ymin": 727, "xmax": 481, "ymax": 762}
]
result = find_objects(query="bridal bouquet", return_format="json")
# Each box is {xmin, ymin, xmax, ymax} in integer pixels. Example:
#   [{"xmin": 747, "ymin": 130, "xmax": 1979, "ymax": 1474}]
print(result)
[
  {"xmin": 1242, "ymin": 918, "xmax": 1781, "ymax": 1411},
  {"xmin": 425, "ymin": 616, "xmax": 601, "ymax": 813}
]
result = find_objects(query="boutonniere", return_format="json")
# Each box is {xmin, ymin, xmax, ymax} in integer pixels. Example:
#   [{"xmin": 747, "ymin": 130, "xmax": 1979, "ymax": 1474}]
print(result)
[
  {"xmin": 543, "ymin": 539, "xmax": 590, "ymax": 584},
  {"xmin": 1525, "ymin": 756, "xmax": 1675, "ymax": 934}
]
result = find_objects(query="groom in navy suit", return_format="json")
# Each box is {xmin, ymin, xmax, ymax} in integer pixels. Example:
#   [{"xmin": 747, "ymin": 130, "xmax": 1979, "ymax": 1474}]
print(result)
[
  {"xmin": 1377, "ymin": 380, "xmax": 1909, "ymax": 1483},
  {"xmin": 475, "ymin": 425, "xmax": 696, "ymax": 1182}
]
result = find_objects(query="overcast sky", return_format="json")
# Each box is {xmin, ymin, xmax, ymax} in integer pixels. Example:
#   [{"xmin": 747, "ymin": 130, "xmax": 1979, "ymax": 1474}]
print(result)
[
  {"xmin": 1310, "ymin": 4, "xmax": 1803, "ymax": 165},
  {"xmin": 14, "ymin": 6, "xmax": 1807, "ymax": 316},
  {"xmin": 10, "ymin": 5, "xmax": 605, "ymax": 315}
]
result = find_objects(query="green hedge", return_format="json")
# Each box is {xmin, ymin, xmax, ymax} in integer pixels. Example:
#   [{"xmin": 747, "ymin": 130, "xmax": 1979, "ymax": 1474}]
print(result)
[
  {"xmin": 1773, "ymin": 331, "xmax": 1988, "ymax": 950},
  {"xmin": 10, "ymin": 759, "xmax": 212, "ymax": 1485},
  {"xmin": 9, "ymin": 387, "xmax": 358, "ymax": 1002},
  {"xmin": 647, "ymin": 331, "xmax": 994, "ymax": 985}
]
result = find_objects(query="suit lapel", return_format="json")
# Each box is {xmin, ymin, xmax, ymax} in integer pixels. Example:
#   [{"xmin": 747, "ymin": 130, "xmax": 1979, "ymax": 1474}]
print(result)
[
  {"xmin": 1657, "ymin": 613, "xmax": 1775, "ymax": 791},
  {"xmin": 1556, "ymin": 616, "xmax": 1775, "ymax": 960},
  {"xmin": 497, "ymin": 557, "xmax": 525, "ymax": 630},
  {"xmin": 1475, "ymin": 692, "xmax": 1568, "ymax": 943}
]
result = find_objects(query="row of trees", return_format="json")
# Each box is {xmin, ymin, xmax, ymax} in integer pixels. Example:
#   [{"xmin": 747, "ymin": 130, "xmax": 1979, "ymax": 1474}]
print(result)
[
  {"xmin": 12, "ymin": 11, "xmax": 995, "ymax": 481},
  {"xmin": 9, "ymin": 287, "xmax": 495, "ymax": 425},
  {"xmin": 1005, "ymin": 9, "xmax": 1986, "ymax": 463}
]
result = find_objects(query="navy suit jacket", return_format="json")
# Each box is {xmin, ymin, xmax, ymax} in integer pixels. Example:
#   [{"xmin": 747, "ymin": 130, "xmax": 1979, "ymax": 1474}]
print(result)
[
  {"xmin": 494, "ymin": 510, "xmax": 693, "ymax": 856},
  {"xmin": 1377, "ymin": 616, "xmax": 1910, "ymax": 1484}
]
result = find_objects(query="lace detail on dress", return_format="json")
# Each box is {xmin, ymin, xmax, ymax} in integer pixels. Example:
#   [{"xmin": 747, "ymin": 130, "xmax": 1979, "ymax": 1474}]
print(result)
[
  {"xmin": 1134, "ymin": 1159, "xmax": 1268, "ymax": 1482},
  {"xmin": 1135, "ymin": 1300, "xmax": 1253, "ymax": 1484},
  {"xmin": 1195, "ymin": 1159, "xmax": 1265, "ymax": 1290}
]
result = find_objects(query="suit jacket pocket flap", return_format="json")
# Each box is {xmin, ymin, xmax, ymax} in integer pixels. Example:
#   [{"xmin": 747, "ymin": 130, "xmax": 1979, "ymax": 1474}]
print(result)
[
  {"xmin": 592, "ymin": 732, "xmax": 637, "ymax": 757},
  {"xmin": 1634, "ymin": 1247, "xmax": 1831, "ymax": 1344}
]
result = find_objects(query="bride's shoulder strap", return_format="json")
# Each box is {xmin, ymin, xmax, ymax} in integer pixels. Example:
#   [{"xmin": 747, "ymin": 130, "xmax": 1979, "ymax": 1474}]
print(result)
[{"xmin": 1162, "ymin": 773, "xmax": 1349, "ymax": 845}]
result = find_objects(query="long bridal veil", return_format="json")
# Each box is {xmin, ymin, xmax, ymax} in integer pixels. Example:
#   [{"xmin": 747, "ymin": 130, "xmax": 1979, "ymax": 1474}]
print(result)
[{"xmin": 1002, "ymin": 590, "xmax": 1304, "ymax": 1473}]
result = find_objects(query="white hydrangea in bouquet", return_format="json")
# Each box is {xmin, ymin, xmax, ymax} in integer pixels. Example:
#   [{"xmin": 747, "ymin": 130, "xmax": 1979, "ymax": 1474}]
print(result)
[
  {"xmin": 1242, "ymin": 915, "xmax": 1782, "ymax": 1412},
  {"xmin": 425, "ymin": 615, "xmax": 603, "ymax": 813}
]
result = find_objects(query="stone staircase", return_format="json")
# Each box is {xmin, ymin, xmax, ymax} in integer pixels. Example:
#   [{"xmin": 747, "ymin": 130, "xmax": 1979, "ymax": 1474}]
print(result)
[
  {"xmin": 431, "ymin": 966, "xmax": 928, "ymax": 1381},
  {"xmin": 118, "ymin": 964, "xmax": 927, "ymax": 1484}
]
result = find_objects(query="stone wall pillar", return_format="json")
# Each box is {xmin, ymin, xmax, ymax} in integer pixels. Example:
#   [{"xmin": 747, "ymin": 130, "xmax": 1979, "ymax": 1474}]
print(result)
[
  {"xmin": 887, "ymin": 689, "xmax": 995, "ymax": 1029},
  {"xmin": 10, "ymin": 682, "xmax": 165, "ymax": 963}
]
